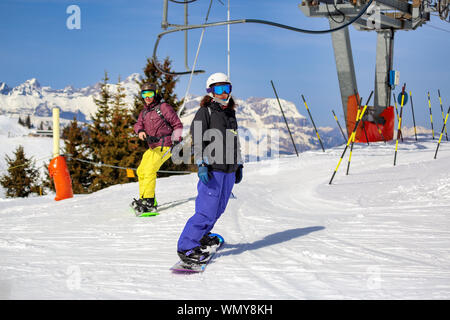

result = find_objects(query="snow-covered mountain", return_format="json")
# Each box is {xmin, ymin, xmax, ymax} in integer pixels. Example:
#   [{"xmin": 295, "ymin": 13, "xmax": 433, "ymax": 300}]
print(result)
[
  {"xmin": 180, "ymin": 94, "xmax": 343, "ymax": 158},
  {"xmin": 0, "ymin": 74, "xmax": 141, "ymax": 126},
  {"xmin": 0, "ymin": 75, "xmax": 343, "ymax": 157}
]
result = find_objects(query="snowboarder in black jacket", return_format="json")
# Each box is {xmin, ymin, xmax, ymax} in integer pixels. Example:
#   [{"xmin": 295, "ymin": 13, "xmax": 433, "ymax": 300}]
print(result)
[{"xmin": 177, "ymin": 72, "xmax": 243, "ymax": 264}]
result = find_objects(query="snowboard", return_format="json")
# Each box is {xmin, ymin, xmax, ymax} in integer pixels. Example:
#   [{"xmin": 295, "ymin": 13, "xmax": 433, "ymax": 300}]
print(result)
[
  {"xmin": 130, "ymin": 207, "xmax": 159, "ymax": 217},
  {"xmin": 130, "ymin": 199, "xmax": 159, "ymax": 217},
  {"xmin": 171, "ymin": 233, "xmax": 224, "ymax": 273}
]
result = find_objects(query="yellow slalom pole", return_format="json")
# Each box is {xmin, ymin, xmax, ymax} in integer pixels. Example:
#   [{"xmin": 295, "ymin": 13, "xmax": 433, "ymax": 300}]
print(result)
[
  {"xmin": 393, "ymin": 92, "xmax": 400, "ymax": 122},
  {"xmin": 438, "ymin": 89, "xmax": 448, "ymax": 141},
  {"xmin": 329, "ymin": 105, "xmax": 368, "ymax": 184},
  {"xmin": 332, "ymin": 109, "xmax": 347, "ymax": 143},
  {"xmin": 301, "ymin": 94, "xmax": 325, "ymax": 152},
  {"xmin": 409, "ymin": 90, "xmax": 418, "ymax": 141},
  {"xmin": 434, "ymin": 106, "xmax": 450, "ymax": 159},
  {"xmin": 427, "ymin": 91, "xmax": 435, "ymax": 140},
  {"xmin": 394, "ymin": 88, "xmax": 406, "ymax": 166},
  {"xmin": 346, "ymin": 109, "xmax": 361, "ymax": 175}
]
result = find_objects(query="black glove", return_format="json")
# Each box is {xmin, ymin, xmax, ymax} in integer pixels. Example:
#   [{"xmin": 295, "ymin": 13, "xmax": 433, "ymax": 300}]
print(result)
[
  {"xmin": 146, "ymin": 135, "xmax": 160, "ymax": 144},
  {"xmin": 235, "ymin": 165, "xmax": 243, "ymax": 184},
  {"xmin": 170, "ymin": 139, "xmax": 181, "ymax": 152}
]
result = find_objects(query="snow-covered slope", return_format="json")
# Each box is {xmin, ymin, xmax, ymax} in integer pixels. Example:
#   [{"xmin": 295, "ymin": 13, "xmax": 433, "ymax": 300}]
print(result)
[
  {"xmin": 0, "ymin": 116, "xmax": 55, "ymax": 193},
  {"xmin": 0, "ymin": 135, "xmax": 449, "ymax": 299},
  {"xmin": 0, "ymin": 116, "xmax": 63, "ymax": 199},
  {"xmin": 0, "ymin": 115, "xmax": 30, "ymax": 137}
]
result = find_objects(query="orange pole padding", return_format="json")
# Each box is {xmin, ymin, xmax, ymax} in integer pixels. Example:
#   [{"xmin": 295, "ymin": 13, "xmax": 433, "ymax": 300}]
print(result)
[
  {"xmin": 48, "ymin": 156, "xmax": 73, "ymax": 201},
  {"xmin": 346, "ymin": 94, "xmax": 360, "ymax": 138},
  {"xmin": 356, "ymin": 107, "xmax": 395, "ymax": 143},
  {"xmin": 346, "ymin": 94, "xmax": 395, "ymax": 143}
]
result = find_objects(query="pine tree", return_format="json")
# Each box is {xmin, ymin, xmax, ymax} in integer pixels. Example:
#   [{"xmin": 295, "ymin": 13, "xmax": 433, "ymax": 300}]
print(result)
[
  {"xmin": 42, "ymin": 160, "xmax": 55, "ymax": 193},
  {"xmin": 25, "ymin": 115, "xmax": 32, "ymax": 129},
  {"xmin": 110, "ymin": 76, "xmax": 142, "ymax": 177},
  {"xmin": 0, "ymin": 145, "xmax": 41, "ymax": 198},
  {"xmin": 88, "ymin": 71, "xmax": 113, "ymax": 192},
  {"xmin": 62, "ymin": 117, "xmax": 93, "ymax": 194},
  {"xmin": 132, "ymin": 57, "xmax": 184, "ymax": 121},
  {"xmin": 91, "ymin": 71, "xmax": 112, "ymax": 137},
  {"xmin": 98, "ymin": 76, "xmax": 140, "ymax": 186},
  {"xmin": 87, "ymin": 74, "xmax": 143, "ymax": 191}
]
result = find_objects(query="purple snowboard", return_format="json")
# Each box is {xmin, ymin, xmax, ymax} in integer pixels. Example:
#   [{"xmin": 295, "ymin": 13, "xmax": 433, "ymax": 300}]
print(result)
[{"xmin": 171, "ymin": 234, "xmax": 224, "ymax": 273}]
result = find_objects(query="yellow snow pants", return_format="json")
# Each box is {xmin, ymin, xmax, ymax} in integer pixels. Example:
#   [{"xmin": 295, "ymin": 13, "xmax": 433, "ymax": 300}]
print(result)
[{"xmin": 137, "ymin": 146, "xmax": 171, "ymax": 199}]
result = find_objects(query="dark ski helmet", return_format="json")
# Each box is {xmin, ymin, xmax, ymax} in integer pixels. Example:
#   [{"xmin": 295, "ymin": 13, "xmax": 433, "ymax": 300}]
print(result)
[
  {"xmin": 141, "ymin": 82, "xmax": 157, "ymax": 93},
  {"xmin": 141, "ymin": 82, "xmax": 160, "ymax": 103}
]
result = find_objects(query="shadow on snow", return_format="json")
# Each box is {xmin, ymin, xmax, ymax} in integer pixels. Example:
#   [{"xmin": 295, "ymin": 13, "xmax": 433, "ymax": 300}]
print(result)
[
  {"xmin": 218, "ymin": 226, "xmax": 325, "ymax": 257},
  {"xmin": 158, "ymin": 196, "xmax": 196, "ymax": 212}
]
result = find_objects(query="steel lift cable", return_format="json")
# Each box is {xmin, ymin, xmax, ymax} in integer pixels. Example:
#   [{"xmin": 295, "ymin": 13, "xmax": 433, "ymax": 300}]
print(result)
[
  {"xmin": 178, "ymin": 0, "xmax": 214, "ymax": 117},
  {"xmin": 153, "ymin": 0, "xmax": 375, "ymax": 76}
]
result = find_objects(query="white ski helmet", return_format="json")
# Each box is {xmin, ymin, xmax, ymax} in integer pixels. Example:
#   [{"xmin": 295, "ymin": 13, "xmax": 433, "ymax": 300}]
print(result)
[{"xmin": 206, "ymin": 72, "xmax": 231, "ymax": 94}]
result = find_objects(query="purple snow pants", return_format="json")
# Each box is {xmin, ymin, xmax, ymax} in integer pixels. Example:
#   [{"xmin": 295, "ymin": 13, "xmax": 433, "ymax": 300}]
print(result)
[{"xmin": 177, "ymin": 170, "xmax": 235, "ymax": 251}]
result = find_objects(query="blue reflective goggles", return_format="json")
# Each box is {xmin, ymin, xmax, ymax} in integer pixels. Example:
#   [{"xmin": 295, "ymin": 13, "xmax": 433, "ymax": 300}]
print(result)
[
  {"xmin": 141, "ymin": 90, "xmax": 155, "ymax": 99},
  {"xmin": 212, "ymin": 84, "xmax": 231, "ymax": 95}
]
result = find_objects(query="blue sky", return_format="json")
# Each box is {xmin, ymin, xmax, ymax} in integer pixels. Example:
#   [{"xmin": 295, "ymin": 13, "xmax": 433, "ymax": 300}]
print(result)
[{"xmin": 0, "ymin": 0, "xmax": 449, "ymax": 127}]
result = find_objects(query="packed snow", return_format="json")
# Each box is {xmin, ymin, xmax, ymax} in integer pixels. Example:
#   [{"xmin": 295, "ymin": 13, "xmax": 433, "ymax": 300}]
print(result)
[{"xmin": 0, "ymin": 124, "xmax": 449, "ymax": 299}]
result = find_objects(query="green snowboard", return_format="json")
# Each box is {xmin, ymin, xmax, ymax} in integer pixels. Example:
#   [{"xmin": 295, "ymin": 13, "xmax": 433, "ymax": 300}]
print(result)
[{"xmin": 130, "ymin": 198, "xmax": 159, "ymax": 217}]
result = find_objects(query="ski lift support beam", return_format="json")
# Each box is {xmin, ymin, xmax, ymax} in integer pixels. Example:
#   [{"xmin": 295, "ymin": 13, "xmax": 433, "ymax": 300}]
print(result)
[
  {"xmin": 154, "ymin": 0, "xmax": 375, "ymax": 76},
  {"xmin": 299, "ymin": 0, "xmax": 441, "ymax": 128}
]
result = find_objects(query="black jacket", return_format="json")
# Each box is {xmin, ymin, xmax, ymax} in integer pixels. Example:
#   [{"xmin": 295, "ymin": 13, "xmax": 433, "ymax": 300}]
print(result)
[{"xmin": 190, "ymin": 100, "xmax": 242, "ymax": 173}]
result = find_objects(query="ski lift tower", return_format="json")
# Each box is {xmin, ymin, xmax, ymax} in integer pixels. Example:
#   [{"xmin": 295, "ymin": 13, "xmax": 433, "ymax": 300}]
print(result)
[{"xmin": 299, "ymin": 0, "xmax": 449, "ymax": 139}]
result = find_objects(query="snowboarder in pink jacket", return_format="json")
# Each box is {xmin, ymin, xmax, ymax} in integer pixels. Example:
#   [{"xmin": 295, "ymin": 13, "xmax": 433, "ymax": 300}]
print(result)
[{"xmin": 131, "ymin": 82, "xmax": 183, "ymax": 215}]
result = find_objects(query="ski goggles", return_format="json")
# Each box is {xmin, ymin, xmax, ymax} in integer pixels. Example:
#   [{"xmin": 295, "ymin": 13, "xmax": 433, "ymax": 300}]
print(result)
[
  {"xmin": 210, "ymin": 84, "xmax": 232, "ymax": 95},
  {"xmin": 141, "ymin": 90, "xmax": 155, "ymax": 99}
]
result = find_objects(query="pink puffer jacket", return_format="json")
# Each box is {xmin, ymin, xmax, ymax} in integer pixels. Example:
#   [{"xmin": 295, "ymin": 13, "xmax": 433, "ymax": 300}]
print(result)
[{"xmin": 134, "ymin": 101, "xmax": 183, "ymax": 149}]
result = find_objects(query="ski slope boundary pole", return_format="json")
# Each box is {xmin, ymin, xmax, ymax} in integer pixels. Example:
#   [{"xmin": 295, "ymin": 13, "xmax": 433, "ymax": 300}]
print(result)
[
  {"xmin": 346, "ymin": 109, "xmax": 361, "ymax": 175},
  {"xmin": 394, "ymin": 84, "xmax": 406, "ymax": 166},
  {"xmin": 393, "ymin": 92, "xmax": 400, "ymax": 123},
  {"xmin": 355, "ymin": 90, "xmax": 374, "ymax": 145},
  {"xmin": 332, "ymin": 110, "xmax": 347, "ymax": 143},
  {"xmin": 270, "ymin": 80, "xmax": 299, "ymax": 157},
  {"xmin": 329, "ymin": 105, "xmax": 368, "ymax": 185},
  {"xmin": 400, "ymin": 87, "xmax": 406, "ymax": 142},
  {"xmin": 301, "ymin": 94, "xmax": 325, "ymax": 152},
  {"xmin": 357, "ymin": 90, "xmax": 385, "ymax": 143},
  {"xmin": 409, "ymin": 90, "xmax": 418, "ymax": 141},
  {"xmin": 434, "ymin": 105, "xmax": 450, "ymax": 159},
  {"xmin": 438, "ymin": 89, "xmax": 448, "ymax": 141},
  {"xmin": 427, "ymin": 91, "xmax": 435, "ymax": 140}
]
